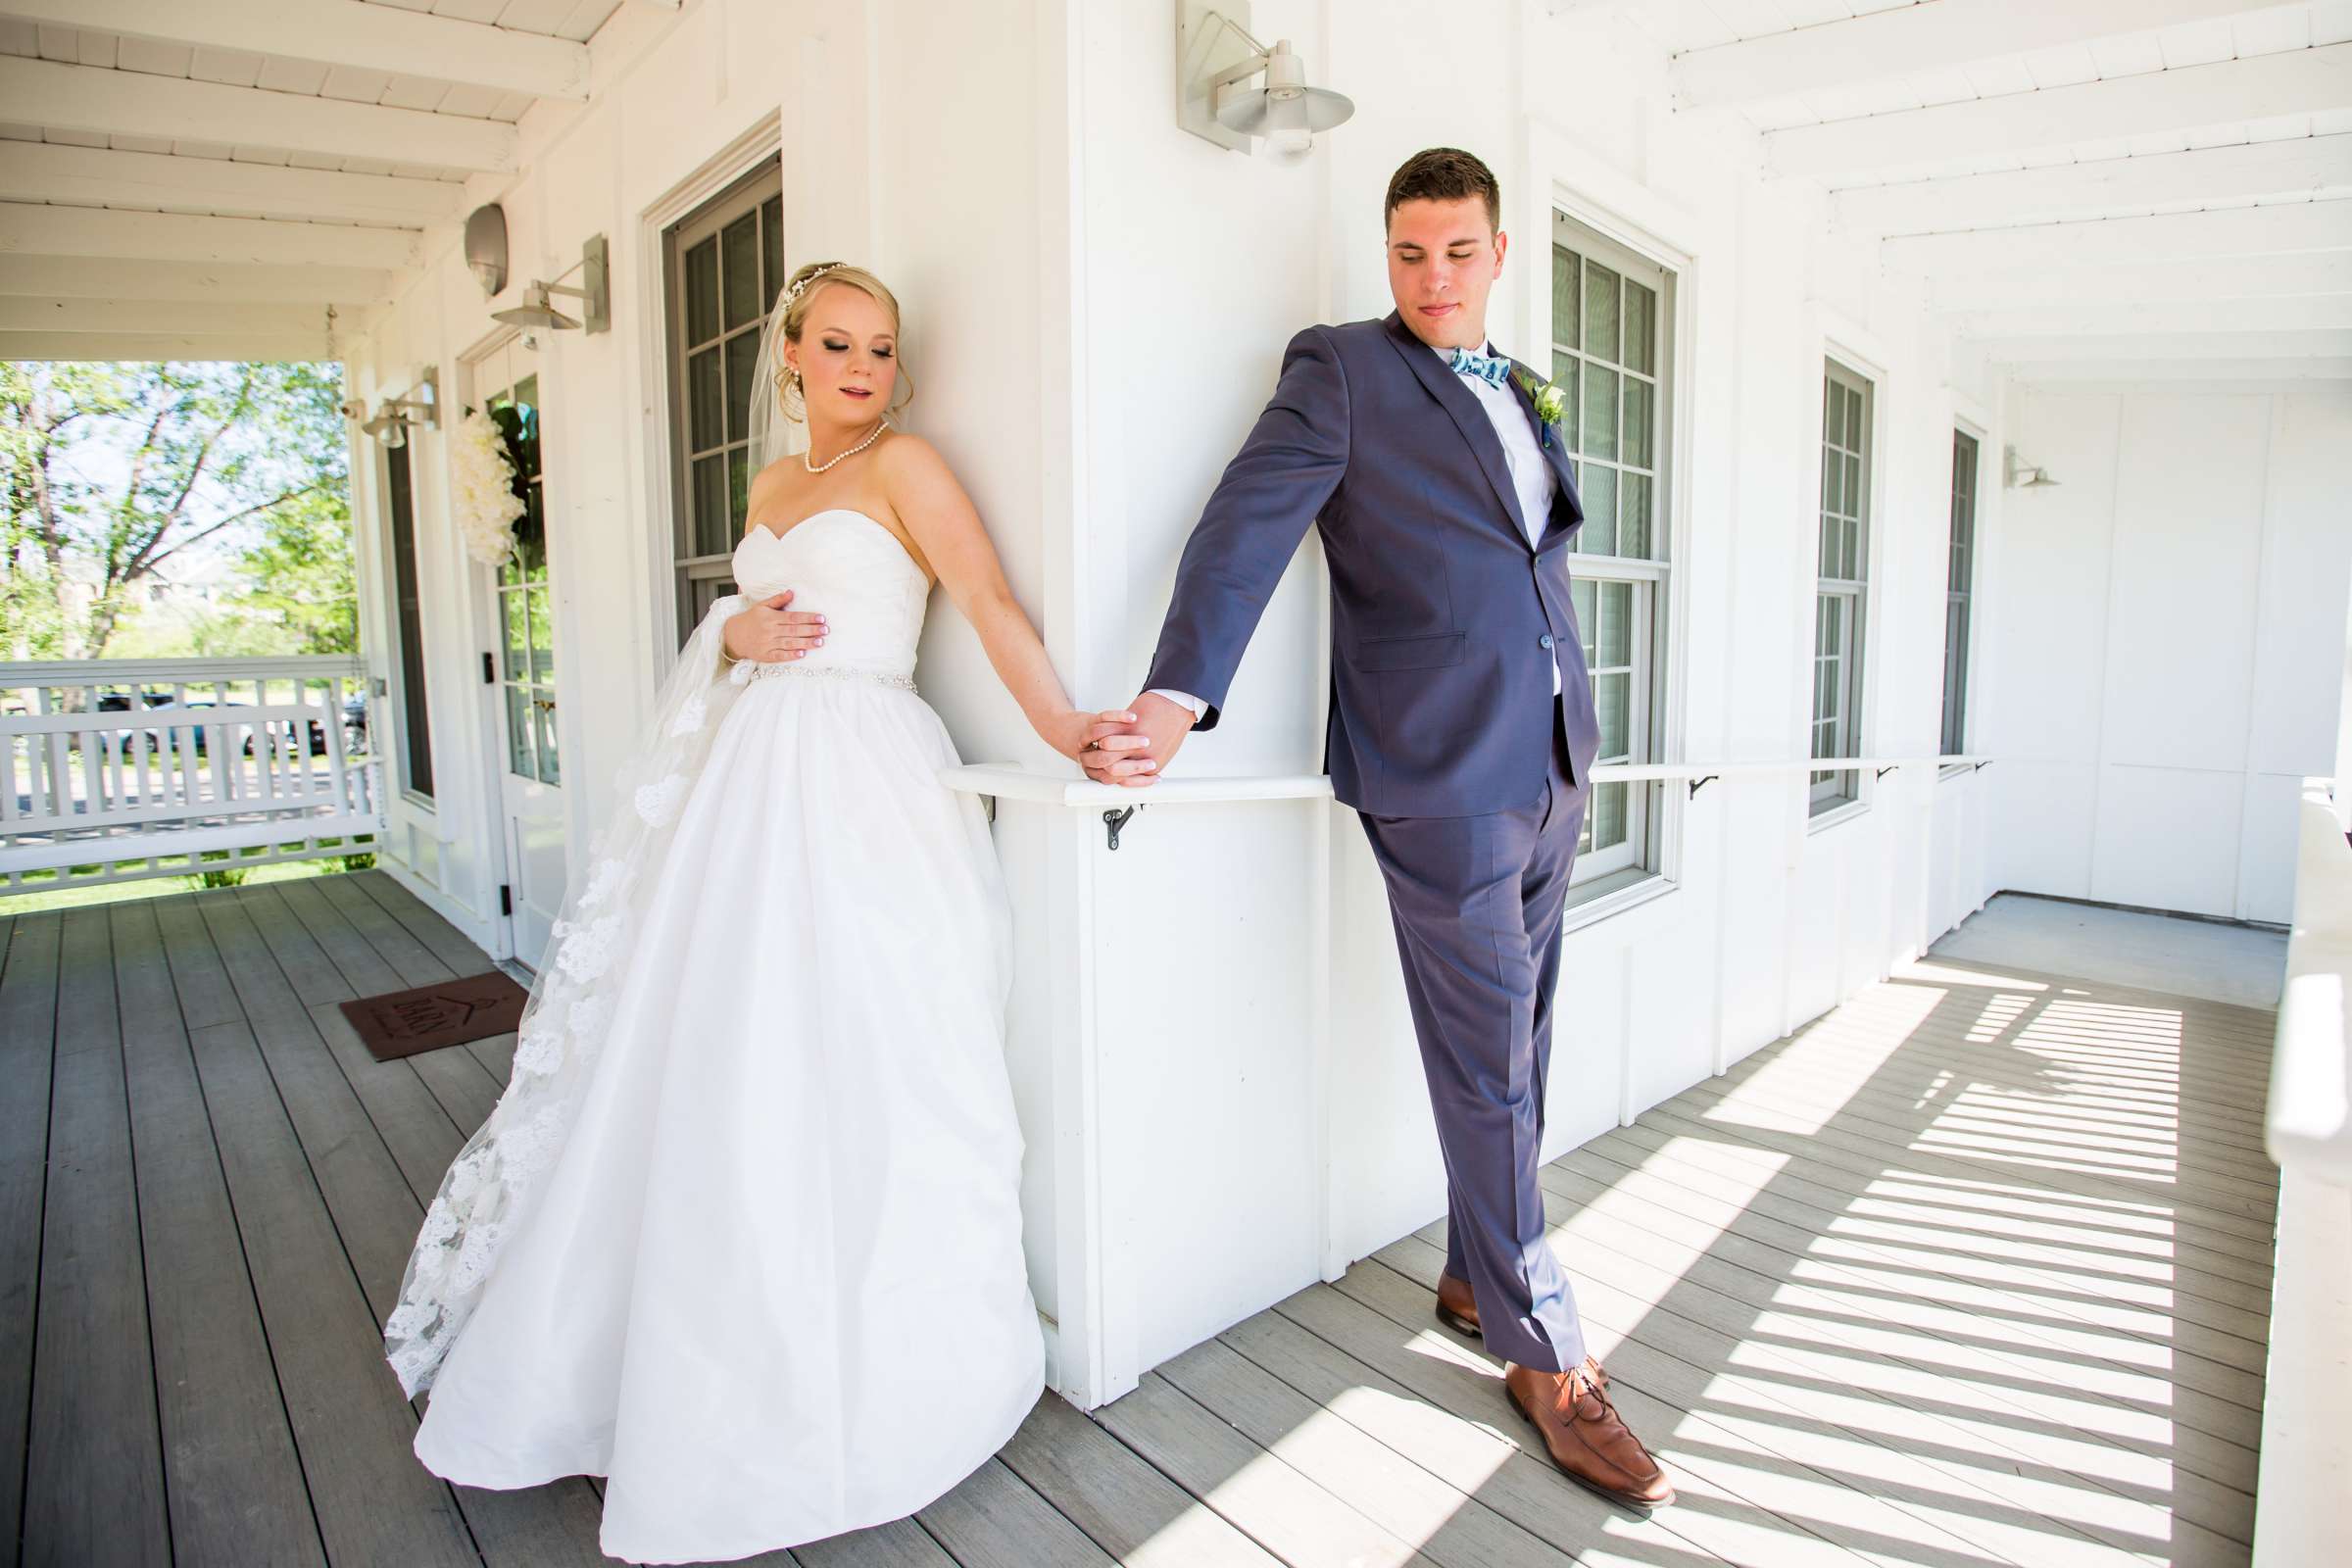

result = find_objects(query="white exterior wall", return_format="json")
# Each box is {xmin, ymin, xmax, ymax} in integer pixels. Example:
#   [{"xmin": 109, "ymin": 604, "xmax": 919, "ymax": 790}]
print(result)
[
  {"xmin": 1986, "ymin": 381, "xmax": 2352, "ymax": 924},
  {"xmin": 341, "ymin": 0, "xmax": 2019, "ymax": 1406}
]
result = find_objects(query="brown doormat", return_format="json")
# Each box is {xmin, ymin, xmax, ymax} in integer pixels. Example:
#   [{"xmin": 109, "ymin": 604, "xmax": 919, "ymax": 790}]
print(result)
[{"xmin": 341, "ymin": 970, "xmax": 531, "ymax": 1062}]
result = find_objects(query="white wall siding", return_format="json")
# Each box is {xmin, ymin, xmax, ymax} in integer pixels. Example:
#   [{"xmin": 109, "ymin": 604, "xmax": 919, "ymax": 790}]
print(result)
[{"xmin": 1989, "ymin": 383, "xmax": 2352, "ymax": 923}]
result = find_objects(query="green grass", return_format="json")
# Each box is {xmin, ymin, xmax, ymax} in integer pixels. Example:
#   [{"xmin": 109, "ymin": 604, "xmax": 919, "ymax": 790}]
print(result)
[{"xmin": 1, "ymin": 842, "xmax": 378, "ymax": 914}]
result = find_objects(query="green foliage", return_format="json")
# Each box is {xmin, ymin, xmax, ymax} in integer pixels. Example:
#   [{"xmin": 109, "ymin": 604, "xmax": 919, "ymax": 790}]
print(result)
[{"xmin": 1, "ymin": 359, "xmax": 353, "ymax": 661}]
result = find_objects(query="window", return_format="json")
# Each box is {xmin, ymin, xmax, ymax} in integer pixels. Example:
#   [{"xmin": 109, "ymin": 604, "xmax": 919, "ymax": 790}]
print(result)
[
  {"xmin": 1810, "ymin": 360, "xmax": 1872, "ymax": 814},
  {"xmin": 1552, "ymin": 212, "xmax": 1671, "ymax": 888},
  {"xmin": 385, "ymin": 438, "xmax": 434, "ymax": 802},
  {"xmin": 666, "ymin": 160, "xmax": 786, "ymax": 644},
  {"xmin": 480, "ymin": 359, "xmax": 558, "ymax": 786},
  {"xmin": 1941, "ymin": 428, "xmax": 1979, "ymax": 760}
]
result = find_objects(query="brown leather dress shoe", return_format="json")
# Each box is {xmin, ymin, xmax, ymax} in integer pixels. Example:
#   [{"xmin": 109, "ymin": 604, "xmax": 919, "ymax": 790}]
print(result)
[
  {"xmin": 1432, "ymin": 1276, "xmax": 1609, "ymax": 1389},
  {"xmin": 1435, "ymin": 1271, "xmax": 1482, "ymax": 1338},
  {"xmin": 1504, "ymin": 1359, "xmax": 1675, "ymax": 1510}
]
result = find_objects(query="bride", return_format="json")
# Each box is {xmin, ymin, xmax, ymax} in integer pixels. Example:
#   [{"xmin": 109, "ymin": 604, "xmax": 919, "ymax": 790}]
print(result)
[{"xmin": 381, "ymin": 261, "xmax": 1152, "ymax": 1564}]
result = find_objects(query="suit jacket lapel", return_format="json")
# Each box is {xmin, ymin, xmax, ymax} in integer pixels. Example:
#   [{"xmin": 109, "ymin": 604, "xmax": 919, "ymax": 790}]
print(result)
[
  {"xmin": 1504, "ymin": 357, "xmax": 1585, "ymax": 551},
  {"xmin": 1382, "ymin": 312, "xmax": 1532, "ymax": 549}
]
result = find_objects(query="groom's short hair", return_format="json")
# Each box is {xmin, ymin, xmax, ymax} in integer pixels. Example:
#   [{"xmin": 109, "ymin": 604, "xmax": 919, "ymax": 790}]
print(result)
[{"xmin": 1385, "ymin": 148, "xmax": 1500, "ymax": 234}]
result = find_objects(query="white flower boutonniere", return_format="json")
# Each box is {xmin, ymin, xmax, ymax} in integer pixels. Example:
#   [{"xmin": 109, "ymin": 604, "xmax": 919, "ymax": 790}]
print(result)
[{"xmin": 1510, "ymin": 367, "xmax": 1570, "ymax": 450}]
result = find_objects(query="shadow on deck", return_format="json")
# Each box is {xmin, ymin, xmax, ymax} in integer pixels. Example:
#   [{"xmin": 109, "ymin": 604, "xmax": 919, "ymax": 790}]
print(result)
[{"xmin": 0, "ymin": 877, "xmax": 2278, "ymax": 1566}]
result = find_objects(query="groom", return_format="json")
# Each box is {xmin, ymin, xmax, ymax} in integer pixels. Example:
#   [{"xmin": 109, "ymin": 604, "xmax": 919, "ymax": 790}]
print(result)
[{"xmin": 1084, "ymin": 147, "xmax": 1673, "ymax": 1510}]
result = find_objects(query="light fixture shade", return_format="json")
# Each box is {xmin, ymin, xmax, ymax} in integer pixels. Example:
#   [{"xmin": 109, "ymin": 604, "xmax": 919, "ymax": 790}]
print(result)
[
  {"xmin": 491, "ymin": 282, "xmax": 581, "ymax": 331},
  {"xmin": 1212, "ymin": 40, "xmax": 1353, "ymax": 137}
]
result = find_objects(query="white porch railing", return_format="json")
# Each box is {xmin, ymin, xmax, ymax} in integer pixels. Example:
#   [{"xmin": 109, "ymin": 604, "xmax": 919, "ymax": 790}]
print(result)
[
  {"xmin": 2254, "ymin": 777, "xmax": 2352, "ymax": 1567},
  {"xmin": 0, "ymin": 656, "xmax": 383, "ymax": 898}
]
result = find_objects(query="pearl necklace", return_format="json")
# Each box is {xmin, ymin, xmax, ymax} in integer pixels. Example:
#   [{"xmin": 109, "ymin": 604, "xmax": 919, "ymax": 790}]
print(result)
[{"xmin": 804, "ymin": 418, "xmax": 889, "ymax": 473}]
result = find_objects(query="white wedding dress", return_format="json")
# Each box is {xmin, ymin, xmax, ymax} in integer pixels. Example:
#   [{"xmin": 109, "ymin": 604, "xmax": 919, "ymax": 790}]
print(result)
[{"xmin": 388, "ymin": 510, "xmax": 1046, "ymax": 1564}]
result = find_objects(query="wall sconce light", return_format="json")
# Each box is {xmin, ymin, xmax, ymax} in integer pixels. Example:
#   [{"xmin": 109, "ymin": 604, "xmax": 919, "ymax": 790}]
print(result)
[
  {"xmin": 1176, "ymin": 2, "xmax": 1353, "ymax": 163},
  {"xmin": 356, "ymin": 368, "xmax": 439, "ymax": 449},
  {"xmin": 493, "ymin": 234, "xmax": 610, "ymax": 333},
  {"xmin": 2003, "ymin": 445, "xmax": 2059, "ymax": 489},
  {"xmin": 464, "ymin": 203, "xmax": 510, "ymax": 299}
]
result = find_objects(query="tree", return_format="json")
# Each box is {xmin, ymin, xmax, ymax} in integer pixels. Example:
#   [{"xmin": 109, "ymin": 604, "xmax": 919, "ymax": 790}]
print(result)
[{"xmin": 0, "ymin": 359, "xmax": 350, "ymax": 662}]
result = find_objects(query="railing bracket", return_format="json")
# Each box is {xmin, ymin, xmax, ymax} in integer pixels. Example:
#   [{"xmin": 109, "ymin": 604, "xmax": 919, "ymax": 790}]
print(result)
[
  {"xmin": 1876, "ymin": 764, "xmax": 1898, "ymax": 779},
  {"xmin": 1688, "ymin": 774, "xmax": 1717, "ymax": 798},
  {"xmin": 1103, "ymin": 806, "xmax": 1141, "ymax": 850}
]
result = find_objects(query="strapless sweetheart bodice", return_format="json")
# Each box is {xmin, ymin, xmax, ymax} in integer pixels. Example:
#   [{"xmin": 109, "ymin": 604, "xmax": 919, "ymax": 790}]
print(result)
[{"xmin": 729, "ymin": 510, "xmax": 929, "ymax": 683}]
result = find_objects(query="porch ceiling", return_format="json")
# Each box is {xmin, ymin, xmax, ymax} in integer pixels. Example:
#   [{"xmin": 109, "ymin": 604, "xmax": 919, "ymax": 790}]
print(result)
[
  {"xmin": 0, "ymin": 0, "xmax": 631, "ymax": 364},
  {"xmin": 1626, "ymin": 0, "xmax": 2352, "ymax": 379}
]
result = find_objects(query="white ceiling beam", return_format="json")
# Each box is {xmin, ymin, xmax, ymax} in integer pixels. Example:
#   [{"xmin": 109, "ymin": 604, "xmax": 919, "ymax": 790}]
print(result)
[
  {"xmin": 0, "ymin": 203, "xmax": 416, "ymax": 270},
  {"xmin": 0, "ymin": 142, "xmax": 464, "ymax": 227},
  {"xmin": 0, "ymin": 254, "xmax": 390, "ymax": 304},
  {"xmin": 0, "ymin": 56, "xmax": 518, "ymax": 173},
  {"xmin": 1976, "ymin": 328, "xmax": 2352, "ymax": 362},
  {"xmin": 1676, "ymin": 0, "xmax": 2296, "ymax": 110},
  {"xmin": 0, "ymin": 297, "xmax": 331, "ymax": 337},
  {"xmin": 1952, "ymin": 296, "xmax": 2352, "ymax": 338},
  {"xmin": 1928, "ymin": 250, "xmax": 2352, "ymax": 310},
  {"xmin": 2005, "ymin": 355, "xmax": 2352, "ymax": 382},
  {"xmin": 1831, "ymin": 135, "xmax": 2352, "ymax": 236},
  {"xmin": 1883, "ymin": 200, "xmax": 2352, "ymax": 274},
  {"xmin": 0, "ymin": 0, "xmax": 590, "ymax": 102},
  {"xmin": 0, "ymin": 329, "xmax": 333, "ymax": 362},
  {"xmin": 1767, "ymin": 43, "xmax": 2352, "ymax": 180}
]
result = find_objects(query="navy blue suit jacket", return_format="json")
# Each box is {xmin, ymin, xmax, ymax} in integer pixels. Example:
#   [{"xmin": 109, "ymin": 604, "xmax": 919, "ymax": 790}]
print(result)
[{"xmin": 1142, "ymin": 310, "xmax": 1605, "ymax": 817}]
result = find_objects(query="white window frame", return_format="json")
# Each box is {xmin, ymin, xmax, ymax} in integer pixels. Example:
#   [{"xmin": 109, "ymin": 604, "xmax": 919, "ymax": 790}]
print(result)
[
  {"xmin": 1811, "ymin": 356, "xmax": 1874, "ymax": 818},
  {"xmin": 1940, "ymin": 420, "xmax": 1984, "ymax": 771},
  {"xmin": 1550, "ymin": 211, "xmax": 1674, "ymax": 892}
]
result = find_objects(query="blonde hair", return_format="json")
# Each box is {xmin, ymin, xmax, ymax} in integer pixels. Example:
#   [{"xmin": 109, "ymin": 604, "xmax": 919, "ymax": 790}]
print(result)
[{"xmin": 773, "ymin": 262, "xmax": 915, "ymax": 422}]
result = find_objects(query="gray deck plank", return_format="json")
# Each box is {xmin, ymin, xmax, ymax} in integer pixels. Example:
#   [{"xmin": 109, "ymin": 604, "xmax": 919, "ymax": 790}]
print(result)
[
  {"xmin": 206, "ymin": 886, "xmax": 609, "ymax": 1567},
  {"xmin": 113, "ymin": 898, "xmax": 325, "ymax": 1568},
  {"xmin": 917, "ymin": 1453, "xmax": 1123, "ymax": 1568},
  {"xmin": 996, "ymin": 1390, "xmax": 1285, "ymax": 1568},
  {"xmin": 0, "ymin": 909, "xmax": 60, "ymax": 1562},
  {"xmin": 178, "ymin": 1007, "xmax": 479, "ymax": 1568},
  {"xmin": 1094, "ymin": 1368, "xmax": 1442, "ymax": 1568},
  {"xmin": 795, "ymin": 1517, "xmax": 953, "ymax": 1568},
  {"xmin": 1157, "ymin": 1331, "xmax": 1597, "ymax": 1568},
  {"xmin": 21, "ymin": 907, "xmax": 172, "ymax": 1566}
]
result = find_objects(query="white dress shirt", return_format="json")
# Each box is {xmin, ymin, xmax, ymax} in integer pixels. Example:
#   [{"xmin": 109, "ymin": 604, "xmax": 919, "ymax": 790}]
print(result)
[{"xmin": 1149, "ymin": 334, "xmax": 1560, "ymax": 721}]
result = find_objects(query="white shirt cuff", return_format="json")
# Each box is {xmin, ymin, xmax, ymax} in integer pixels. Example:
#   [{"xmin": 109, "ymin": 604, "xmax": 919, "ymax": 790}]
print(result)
[{"xmin": 1149, "ymin": 688, "xmax": 1207, "ymax": 720}]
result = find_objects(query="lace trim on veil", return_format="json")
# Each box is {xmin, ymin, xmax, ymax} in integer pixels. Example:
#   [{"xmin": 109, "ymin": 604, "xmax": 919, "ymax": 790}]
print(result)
[{"xmin": 383, "ymin": 591, "xmax": 747, "ymax": 1397}]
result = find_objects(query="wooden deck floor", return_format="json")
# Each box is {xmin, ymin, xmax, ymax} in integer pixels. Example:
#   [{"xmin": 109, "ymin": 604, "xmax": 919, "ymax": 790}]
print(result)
[{"xmin": 1, "ymin": 872, "xmax": 2277, "ymax": 1567}]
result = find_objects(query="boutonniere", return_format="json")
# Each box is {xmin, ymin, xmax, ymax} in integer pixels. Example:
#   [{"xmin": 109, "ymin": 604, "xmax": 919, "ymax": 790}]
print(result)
[{"xmin": 1509, "ymin": 366, "xmax": 1570, "ymax": 449}]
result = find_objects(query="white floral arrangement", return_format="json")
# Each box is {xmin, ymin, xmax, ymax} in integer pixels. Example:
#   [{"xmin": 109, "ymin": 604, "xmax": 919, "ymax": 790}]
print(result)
[{"xmin": 452, "ymin": 405, "xmax": 527, "ymax": 566}]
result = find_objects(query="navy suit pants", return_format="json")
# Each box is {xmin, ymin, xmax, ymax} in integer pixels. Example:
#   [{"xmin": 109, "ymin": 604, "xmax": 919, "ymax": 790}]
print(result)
[{"xmin": 1355, "ymin": 709, "xmax": 1588, "ymax": 1372}]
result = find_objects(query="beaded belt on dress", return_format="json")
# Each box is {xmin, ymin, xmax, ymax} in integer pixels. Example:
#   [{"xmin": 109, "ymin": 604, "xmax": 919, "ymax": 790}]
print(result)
[{"xmin": 732, "ymin": 659, "xmax": 916, "ymax": 692}]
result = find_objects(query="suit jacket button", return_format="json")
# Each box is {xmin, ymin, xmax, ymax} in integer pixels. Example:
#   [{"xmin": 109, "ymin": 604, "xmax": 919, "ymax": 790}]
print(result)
[{"xmin": 1539, "ymin": 633, "xmax": 1555, "ymax": 650}]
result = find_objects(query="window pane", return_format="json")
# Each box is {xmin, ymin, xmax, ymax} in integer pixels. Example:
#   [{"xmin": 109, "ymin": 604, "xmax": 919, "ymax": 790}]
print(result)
[
  {"xmin": 1598, "ymin": 580, "xmax": 1632, "ymax": 667},
  {"xmin": 694, "ymin": 455, "xmax": 728, "ymax": 557},
  {"xmin": 722, "ymin": 212, "xmax": 760, "ymax": 329},
  {"xmin": 1622, "ymin": 377, "xmax": 1653, "ymax": 468},
  {"xmin": 1591, "ymin": 782, "xmax": 1627, "ymax": 852},
  {"xmin": 1619, "ymin": 471, "xmax": 1650, "ymax": 560},
  {"xmin": 1583, "ymin": 262, "xmax": 1619, "ymax": 362},
  {"xmin": 1846, "ymin": 385, "xmax": 1863, "ymax": 449},
  {"xmin": 1553, "ymin": 352, "xmax": 1580, "ymax": 450},
  {"xmin": 1550, "ymin": 245, "xmax": 1580, "ymax": 347},
  {"xmin": 1841, "ymin": 513, "xmax": 1859, "ymax": 580},
  {"xmin": 1623, "ymin": 281, "xmax": 1655, "ymax": 375},
  {"xmin": 1595, "ymin": 671, "xmax": 1630, "ymax": 758},
  {"xmin": 504, "ymin": 684, "xmax": 532, "ymax": 778},
  {"xmin": 535, "ymin": 690, "xmax": 561, "ymax": 787},
  {"xmin": 689, "ymin": 348, "xmax": 721, "ymax": 452},
  {"xmin": 728, "ymin": 448, "xmax": 750, "ymax": 531},
  {"xmin": 1578, "ymin": 464, "xmax": 1617, "ymax": 556},
  {"xmin": 725, "ymin": 327, "xmax": 758, "ymax": 445},
  {"xmin": 685, "ymin": 235, "xmax": 718, "ymax": 344},
  {"xmin": 1571, "ymin": 578, "xmax": 1594, "ymax": 651},
  {"xmin": 761, "ymin": 195, "xmax": 784, "ymax": 314},
  {"xmin": 526, "ymin": 583, "xmax": 554, "ymax": 681},
  {"xmin": 1580, "ymin": 363, "xmax": 1617, "ymax": 461},
  {"xmin": 499, "ymin": 588, "xmax": 526, "ymax": 680}
]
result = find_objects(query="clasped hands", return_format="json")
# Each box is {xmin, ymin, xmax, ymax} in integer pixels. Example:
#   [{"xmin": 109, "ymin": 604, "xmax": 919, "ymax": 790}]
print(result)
[{"xmin": 1077, "ymin": 692, "xmax": 1193, "ymax": 789}]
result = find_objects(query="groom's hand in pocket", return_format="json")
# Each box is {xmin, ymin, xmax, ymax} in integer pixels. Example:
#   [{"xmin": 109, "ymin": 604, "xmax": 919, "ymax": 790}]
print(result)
[{"xmin": 1084, "ymin": 692, "xmax": 1194, "ymax": 788}]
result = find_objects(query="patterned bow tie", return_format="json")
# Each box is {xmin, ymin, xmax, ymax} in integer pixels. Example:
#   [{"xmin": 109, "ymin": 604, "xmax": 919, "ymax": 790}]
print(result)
[{"xmin": 1446, "ymin": 345, "xmax": 1511, "ymax": 388}]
